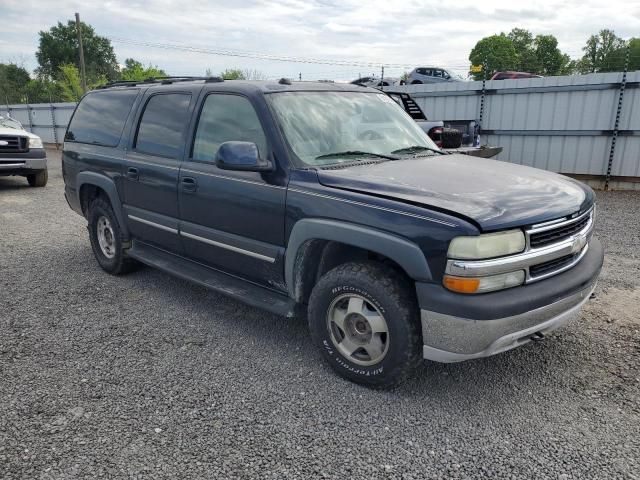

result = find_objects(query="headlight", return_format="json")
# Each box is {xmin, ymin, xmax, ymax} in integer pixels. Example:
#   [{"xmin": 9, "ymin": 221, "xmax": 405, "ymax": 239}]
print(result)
[
  {"xmin": 443, "ymin": 271, "xmax": 525, "ymax": 294},
  {"xmin": 448, "ymin": 229, "xmax": 525, "ymax": 260},
  {"xmin": 29, "ymin": 137, "xmax": 43, "ymax": 149}
]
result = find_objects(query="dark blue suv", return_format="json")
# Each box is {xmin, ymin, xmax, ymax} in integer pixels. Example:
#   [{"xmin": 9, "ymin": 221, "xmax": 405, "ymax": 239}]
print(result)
[{"xmin": 62, "ymin": 77, "xmax": 603, "ymax": 388}]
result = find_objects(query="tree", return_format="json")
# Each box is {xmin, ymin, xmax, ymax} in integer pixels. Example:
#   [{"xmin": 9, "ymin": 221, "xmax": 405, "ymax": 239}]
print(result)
[
  {"xmin": 0, "ymin": 63, "xmax": 31, "ymax": 103},
  {"xmin": 534, "ymin": 35, "xmax": 570, "ymax": 76},
  {"xmin": 469, "ymin": 34, "xmax": 518, "ymax": 80},
  {"xmin": 55, "ymin": 64, "xmax": 106, "ymax": 101},
  {"xmin": 120, "ymin": 58, "xmax": 166, "ymax": 81},
  {"xmin": 57, "ymin": 64, "xmax": 84, "ymax": 102},
  {"xmin": 507, "ymin": 28, "xmax": 540, "ymax": 73},
  {"xmin": 220, "ymin": 69, "xmax": 246, "ymax": 80},
  {"xmin": 579, "ymin": 29, "xmax": 626, "ymax": 73},
  {"xmin": 36, "ymin": 20, "xmax": 118, "ymax": 82}
]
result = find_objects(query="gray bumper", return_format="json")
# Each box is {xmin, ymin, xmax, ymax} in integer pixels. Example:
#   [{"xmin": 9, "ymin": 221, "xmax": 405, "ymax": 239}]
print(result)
[
  {"xmin": 421, "ymin": 280, "xmax": 596, "ymax": 362},
  {"xmin": 0, "ymin": 157, "xmax": 47, "ymax": 173}
]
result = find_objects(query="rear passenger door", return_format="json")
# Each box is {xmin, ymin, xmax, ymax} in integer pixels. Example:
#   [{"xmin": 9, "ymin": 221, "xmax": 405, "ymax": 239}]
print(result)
[
  {"xmin": 123, "ymin": 92, "xmax": 192, "ymax": 253},
  {"xmin": 178, "ymin": 92, "xmax": 286, "ymax": 289}
]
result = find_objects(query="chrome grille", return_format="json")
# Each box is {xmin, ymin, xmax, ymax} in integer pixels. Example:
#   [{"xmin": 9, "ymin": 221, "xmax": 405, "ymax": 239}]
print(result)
[
  {"xmin": 529, "ymin": 213, "xmax": 591, "ymax": 249},
  {"xmin": 0, "ymin": 135, "xmax": 28, "ymax": 153}
]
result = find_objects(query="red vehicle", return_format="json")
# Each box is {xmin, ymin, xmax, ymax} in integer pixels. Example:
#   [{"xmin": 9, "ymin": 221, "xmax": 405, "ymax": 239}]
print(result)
[{"xmin": 490, "ymin": 71, "xmax": 543, "ymax": 80}]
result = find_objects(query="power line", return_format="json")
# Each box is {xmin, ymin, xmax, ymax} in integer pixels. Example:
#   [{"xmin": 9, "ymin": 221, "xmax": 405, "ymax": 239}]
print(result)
[{"xmin": 109, "ymin": 35, "xmax": 471, "ymax": 70}]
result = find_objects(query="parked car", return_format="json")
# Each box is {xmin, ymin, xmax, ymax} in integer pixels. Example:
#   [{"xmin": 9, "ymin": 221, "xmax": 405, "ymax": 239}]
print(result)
[
  {"xmin": 490, "ymin": 71, "xmax": 543, "ymax": 80},
  {"xmin": 0, "ymin": 114, "xmax": 48, "ymax": 187},
  {"xmin": 407, "ymin": 67, "xmax": 464, "ymax": 84},
  {"xmin": 63, "ymin": 77, "xmax": 603, "ymax": 388},
  {"xmin": 351, "ymin": 76, "xmax": 404, "ymax": 88}
]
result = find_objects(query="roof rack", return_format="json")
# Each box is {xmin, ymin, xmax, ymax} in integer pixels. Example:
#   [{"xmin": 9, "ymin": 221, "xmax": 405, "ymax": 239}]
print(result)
[{"xmin": 97, "ymin": 76, "xmax": 224, "ymax": 89}]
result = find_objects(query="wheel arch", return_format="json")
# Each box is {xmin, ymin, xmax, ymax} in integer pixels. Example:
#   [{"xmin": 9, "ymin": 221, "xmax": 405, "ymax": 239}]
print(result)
[
  {"xmin": 77, "ymin": 171, "xmax": 129, "ymax": 238},
  {"xmin": 285, "ymin": 219, "xmax": 432, "ymax": 302}
]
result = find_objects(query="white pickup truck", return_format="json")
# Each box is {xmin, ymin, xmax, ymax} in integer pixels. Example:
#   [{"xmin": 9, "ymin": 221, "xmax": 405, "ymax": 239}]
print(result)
[{"xmin": 0, "ymin": 115, "xmax": 48, "ymax": 187}]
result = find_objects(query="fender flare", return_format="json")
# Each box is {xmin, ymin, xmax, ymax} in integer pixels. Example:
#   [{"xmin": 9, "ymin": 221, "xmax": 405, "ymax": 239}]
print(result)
[
  {"xmin": 76, "ymin": 171, "xmax": 129, "ymax": 237},
  {"xmin": 285, "ymin": 218, "xmax": 432, "ymax": 298}
]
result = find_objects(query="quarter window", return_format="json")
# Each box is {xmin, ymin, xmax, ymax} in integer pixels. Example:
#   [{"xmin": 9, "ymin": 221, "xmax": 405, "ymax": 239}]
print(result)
[
  {"xmin": 192, "ymin": 94, "xmax": 267, "ymax": 162},
  {"xmin": 135, "ymin": 93, "xmax": 191, "ymax": 158},
  {"xmin": 65, "ymin": 89, "xmax": 138, "ymax": 146}
]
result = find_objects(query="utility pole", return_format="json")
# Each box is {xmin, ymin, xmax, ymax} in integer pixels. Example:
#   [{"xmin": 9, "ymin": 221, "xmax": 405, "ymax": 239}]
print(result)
[
  {"xmin": 75, "ymin": 12, "xmax": 87, "ymax": 93},
  {"xmin": 380, "ymin": 65, "xmax": 384, "ymax": 91},
  {"xmin": 299, "ymin": 72, "xmax": 302, "ymax": 81}
]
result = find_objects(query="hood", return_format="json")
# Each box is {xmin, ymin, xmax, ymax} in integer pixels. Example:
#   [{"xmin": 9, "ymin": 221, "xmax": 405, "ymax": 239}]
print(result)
[
  {"xmin": 0, "ymin": 126, "xmax": 39, "ymax": 139},
  {"xmin": 317, "ymin": 155, "xmax": 594, "ymax": 231}
]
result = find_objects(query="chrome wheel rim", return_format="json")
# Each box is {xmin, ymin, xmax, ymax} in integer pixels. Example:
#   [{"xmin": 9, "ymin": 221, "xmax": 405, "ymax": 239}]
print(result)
[
  {"xmin": 326, "ymin": 294, "xmax": 390, "ymax": 366},
  {"xmin": 96, "ymin": 215, "xmax": 116, "ymax": 259}
]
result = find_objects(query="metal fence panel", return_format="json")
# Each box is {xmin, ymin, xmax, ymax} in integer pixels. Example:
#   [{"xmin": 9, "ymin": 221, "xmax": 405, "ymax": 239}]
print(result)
[
  {"xmin": 398, "ymin": 71, "xmax": 640, "ymax": 183},
  {"xmin": 0, "ymin": 102, "xmax": 77, "ymax": 145}
]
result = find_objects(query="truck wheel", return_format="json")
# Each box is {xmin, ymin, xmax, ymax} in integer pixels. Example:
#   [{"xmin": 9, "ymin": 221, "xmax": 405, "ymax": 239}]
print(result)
[
  {"xmin": 87, "ymin": 197, "xmax": 138, "ymax": 275},
  {"xmin": 411, "ymin": 80, "xmax": 423, "ymax": 85},
  {"xmin": 26, "ymin": 169, "xmax": 48, "ymax": 187},
  {"xmin": 308, "ymin": 262, "xmax": 422, "ymax": 389}
]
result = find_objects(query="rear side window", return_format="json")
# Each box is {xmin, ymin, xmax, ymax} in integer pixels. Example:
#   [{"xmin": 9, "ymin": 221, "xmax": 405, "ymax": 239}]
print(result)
[
  {"xmin": 65, "ymin": 89, "xmax": 138, "ymax": 146},
  {"xmin": 135, "ymin": 93, "xmax": 191, "ymax": 158},
  {"xmin": 192, "ymin": 94, "xmax": 267, "ymax": 162}
]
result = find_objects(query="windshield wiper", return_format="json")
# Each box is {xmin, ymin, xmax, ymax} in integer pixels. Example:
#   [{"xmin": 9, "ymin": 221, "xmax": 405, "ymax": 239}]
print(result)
[
  {"xmin": 391, "ymin": 145, "xmax": 445, "ymax": 155},
  {"xmin": 315, "ymin": 150, "xmax": 399, "ymax": 161}
]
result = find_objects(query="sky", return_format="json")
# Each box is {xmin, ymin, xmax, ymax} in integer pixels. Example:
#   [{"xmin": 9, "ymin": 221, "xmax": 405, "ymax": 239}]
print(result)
[{"xmin": 1, "ymin": 0, "xmax": 639, "ymax": 82}]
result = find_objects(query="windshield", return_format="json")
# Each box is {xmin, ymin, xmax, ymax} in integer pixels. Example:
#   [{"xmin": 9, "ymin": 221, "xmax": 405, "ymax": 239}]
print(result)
[
  {"xmin": 267, "ymin": 91, "xmax": 440, "ymax": 166},
  {"xmin": 0, "ymin": 115, "xmax": 23, "ymax": 130}
]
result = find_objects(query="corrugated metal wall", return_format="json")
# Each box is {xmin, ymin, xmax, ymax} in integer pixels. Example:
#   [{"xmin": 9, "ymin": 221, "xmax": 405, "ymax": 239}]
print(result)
[
  {"xmin": 0, "ymin": 103, "xmax": 76, "ymax": 145},
  {"xmin": 398, "ymin": 71, "xmax": 640, "ymax": 179}
]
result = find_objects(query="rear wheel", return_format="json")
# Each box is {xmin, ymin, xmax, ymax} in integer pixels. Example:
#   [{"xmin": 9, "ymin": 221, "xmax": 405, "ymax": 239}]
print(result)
[
  {"xmin": 308, "ymin": 262, "xmax": 422, "ymax": 389},
  {"xmin": 88, "ymin": 197, "xmax": 138, "ymax": 275},
  {"xmin": 26, "ymin": 169, "xmax": 48, "ymax": 187},
  {"xmin": 411, "ymin": 80, "xmax": 423, "ymax": 85}
]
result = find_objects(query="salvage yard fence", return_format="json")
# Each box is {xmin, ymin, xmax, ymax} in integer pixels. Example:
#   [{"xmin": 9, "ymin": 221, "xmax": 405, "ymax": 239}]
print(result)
[
  {"xmin": 396, "ymin": 71, "xmax": 640, "ymax": 190},
  {"xmin": 2, "ymin": 70, "xmax": 639, "ymax": 189}
]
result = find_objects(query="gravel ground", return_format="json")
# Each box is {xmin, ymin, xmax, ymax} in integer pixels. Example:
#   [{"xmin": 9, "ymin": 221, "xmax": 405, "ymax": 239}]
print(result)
[{"xmin": 1, "ymin": 150, "xmax": 639, "ymax": 479}]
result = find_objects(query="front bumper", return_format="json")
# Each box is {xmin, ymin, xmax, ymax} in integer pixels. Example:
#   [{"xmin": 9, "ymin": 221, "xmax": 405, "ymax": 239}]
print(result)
[
  {"xmin": 418, "ymin": 237, "xmax": 603, "ymax": 362},
  {"xmin": 0, "ymin": 150, "xmax": 47, "ymax": 175}
]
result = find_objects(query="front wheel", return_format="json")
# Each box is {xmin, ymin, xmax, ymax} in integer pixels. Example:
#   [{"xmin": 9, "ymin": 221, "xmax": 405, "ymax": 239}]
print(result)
[
  {"xmin": 308, "ymin": 262, "xmax": 422, "ymax": 389},
  {"xmin": 26, "ymin": 169, "xmax": 48, "ymax": 187}
]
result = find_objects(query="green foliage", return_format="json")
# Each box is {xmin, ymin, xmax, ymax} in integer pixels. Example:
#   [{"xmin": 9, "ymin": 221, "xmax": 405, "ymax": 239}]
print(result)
[
  {"xmin": 220, "ymin": 69, "xmax": 246, "ymax": 80},
  {"xmin": 120, "ymin": 58, "xmax": 167, "ymax": 81},
  {"xmin": 57, "ymin": 64, "xmax": 84, "ymax": 102},
  {"xmin": 469, "ymin": 34, "xmax": 518, "ymax": 80},
  {"xmin": 579, "ymin": 29, "xmax": 627, "ymax": 73},
  {"xmin": 534, "ymin": 35, "xmax": 571, "ymax": 76},
  {"xmin": 0, "ymin": 63, "xmax": 31, "ymax": 103},
  {"xmin": 36, "ymin": 20, "xmax": 119, "ymax": 82},
  {"xmin": 470, "ymin": 29, "xmax": 575, "ymax": 78}
]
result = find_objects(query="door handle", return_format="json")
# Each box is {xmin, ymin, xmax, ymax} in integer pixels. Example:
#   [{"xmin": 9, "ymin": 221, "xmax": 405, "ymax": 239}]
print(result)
[
  {"xmin": 126, "ymin": 167, "xmax": 139, "ymax": 180},
  {"xmin": 182, "ymin": 176, "xmax": 197, "ymax": 193}
]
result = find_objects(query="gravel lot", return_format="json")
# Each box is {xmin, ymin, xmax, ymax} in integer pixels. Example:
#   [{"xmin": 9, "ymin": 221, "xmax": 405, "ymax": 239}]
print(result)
[{"xmin": 1, "ymin": 150, "xmax": 639, "ymax": 479}]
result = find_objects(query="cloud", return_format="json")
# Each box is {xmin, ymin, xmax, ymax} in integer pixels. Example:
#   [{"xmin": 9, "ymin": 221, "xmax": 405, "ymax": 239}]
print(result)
[{"xmin": 0, "ymin": 0, "xmax": 637, "ymax": 81}]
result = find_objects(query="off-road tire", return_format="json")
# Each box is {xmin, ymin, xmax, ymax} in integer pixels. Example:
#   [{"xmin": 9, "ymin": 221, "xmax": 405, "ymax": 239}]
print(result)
[
  {"xmin": 87, "ymin": 197, "xmax": 138, "ymax": 275},
  {"xmin": 308, "ymin": 261, "xmax": 422, "ymax": 389},
  {"xmin": 26, "ymin": 169, "xmax": 48, "ymax": 187}
]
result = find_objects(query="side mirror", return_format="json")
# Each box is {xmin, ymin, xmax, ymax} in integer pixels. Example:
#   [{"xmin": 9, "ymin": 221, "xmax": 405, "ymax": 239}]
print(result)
[{"xmin": 215, "ymin": 141, "xmax": 273, "ymax": 172}]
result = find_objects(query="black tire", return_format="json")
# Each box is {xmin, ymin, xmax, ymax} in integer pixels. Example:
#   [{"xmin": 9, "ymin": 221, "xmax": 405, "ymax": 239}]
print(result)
[
  {"xmin": 87, "ymin": 196, "xmax": 138, "ymax": 275},
  {"xmin": 411, "ymin": 80, "xmax": 423, "ymax": 85},
  {"xmin": 441, "ymin": 128, "xmax": 463, "ymax": 149},
  {"xmin": 26, "ymin": 169, "xmax": 48, "ymax": 187},
  {"xmin": 308, "ymin": 262, "xmax": 422, "ymax": 389}
]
